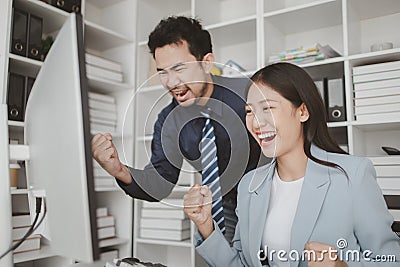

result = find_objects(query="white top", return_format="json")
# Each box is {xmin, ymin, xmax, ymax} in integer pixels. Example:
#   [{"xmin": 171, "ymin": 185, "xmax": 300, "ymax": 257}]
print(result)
[{"xmin": 262, "ymin": 169, "xmax": 304, "ymax": 267}]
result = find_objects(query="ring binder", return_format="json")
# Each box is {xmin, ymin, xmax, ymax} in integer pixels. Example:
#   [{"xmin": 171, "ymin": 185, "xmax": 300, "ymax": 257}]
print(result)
[
  {"xmin": 327, "ymin": 77, "xmax": 346, "ymax": 122},
  {"xmin": 27, "ymin": 14, "xmax": 43, "ymax": 60},
  {"xmin": 7, "ymin": 73, "xmax": 26, "ymax": 121},
  {"xmin": 10, "ymin": 8, "xmax": 28, "ymax": 57}
]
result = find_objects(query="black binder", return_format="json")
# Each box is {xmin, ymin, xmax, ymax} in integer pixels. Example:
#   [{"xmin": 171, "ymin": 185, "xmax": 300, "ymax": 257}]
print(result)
[
  {"xmin": 27, "ymin": 14, "xmax": 43, "ymax": 60},
  {"xmin": 7, "ymin": 73, "xmax": 26, "ymax": 121},
  {"xmin": 50, "ymin": 0, "xmax": 81, "ymax": 13},
  {"xmin": 25, "ymin": 77, "xmax": 35, "ymax": 108},
  {"xmin": 11, "ymin": 8, "xmax": 28, "ymax": 56},
  {"xmin": 384, "ymin": 195, "xmax": 400, "ymax": 209},
  {"xmin": 326, "ymin": 77, "xmax": 346, "ymax": 122}
]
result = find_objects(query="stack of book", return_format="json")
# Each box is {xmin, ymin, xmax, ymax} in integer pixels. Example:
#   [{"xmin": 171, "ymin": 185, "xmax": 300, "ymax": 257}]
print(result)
[
  {"xmin": 369, "ymin": 156, "xmax": 400, "ymax": 195},
  {"xmin": 88, "ymin": 92, "xmax": 117, "ymax": 134},
  {"xmin": 369, "ymin": 156, "xmax": 400, "ymax": 236},
  {"xmin": 96, "ymin": 207, "xmax": 116, "ymax": 241},
  {"xmin": 353, "ymin": 61, "xmax": 400, "ymax": 122},
  {"xmin": 268, "ymin": 43, "xmax": 340, "ymax": 64},
  {"xmin": 93, "ymin": 160, "xmax": 116, "ymax": 190},
  {"xmin": 100, "ymin": 249, "xmax": 119, "ymax": 262},
  {"xmin": 86, "ymin": 53, "xmax": 124, "ymax": 83},
  {"xmin": 140, "ymin": 199, "xmax": 190, "ymax": 241},
  {"xmin": 12, "ymin": 213, "xmax": 41, "ymax": 254}
]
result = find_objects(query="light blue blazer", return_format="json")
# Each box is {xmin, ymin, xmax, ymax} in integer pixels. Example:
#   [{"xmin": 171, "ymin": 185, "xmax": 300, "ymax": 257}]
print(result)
[{"xmin": 194, "ymin": 145, "xmax": 400, "ymax": 266}]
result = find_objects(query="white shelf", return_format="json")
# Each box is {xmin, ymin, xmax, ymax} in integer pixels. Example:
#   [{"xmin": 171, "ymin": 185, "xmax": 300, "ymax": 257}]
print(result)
[
  {"xmin": 87, "ymin": 75, "xmax": 133, "ymax": 93},
  {"xmin": 13, "ymin": 244, "xmax": 56, "ymax": 264},
  {"xmin": 86, "ymin": 0, "xmax": 127, "ymax": 9},
  {"xmin": 351, "ymin": 120, "xmax": 400, "ymax": 132},
  {"xmin": 204, "ymin": 15, "xmax": 257, "ymax": 30},
  {"xmin": 223, "ymin": 70, "xmax": 257, "ymax": 78},
  {"xmin": 95, "ymin": 187, "xmax": 120, "ymax": 192},
  {"xmin": 9, "ymin": 145, "xmax": 30, "ymax": 161},
  {"xmin": 136, "ymin": 84, "xmax": 164, "ymax": 93},
  {"xmin": 137, "ymin": 40, "xmax": 148, "ymax": 47},
  {"xmin": 135, "ymin": 238, "xmax": 192, "ymax": 248},
  {"xmin": 8, "ymin": 120, "xmax": 25, "ymax": 128},
  {"xmin": 85, "ymin": 21, "xmax": 133, "ymax": 51},
  {"xmin": 11, "ymin": 189, "xmax": 29, "ymax": 195},
  {"xmin": 327, "ymin": 121, "xmax": 349, "ymax": 128},
  {"xmin": 13, "ymin": 0, "xmax": 69, "ymax": 33},
  {"xmin": 136, "ymin": 135, "xmax": 153, "ymax": 142},
  {"xmin": 98, "ymin": 237, "xmax": 129, "ymax": 248},
  {"xmin": 8, "ymin": 53, "xmax": 43, "ymax": 77},
  {"xmin": 382, "ymin": 190, "xmax": 400, "ymax": 196},
  {"xmin": 348, "ymin": 48, "xmax": 400, "ymax": 66},
  {"xmin": 263, "ymin": 0, "xmax": 342, "ymax": 34},
  {"xmin": 298, "ymin": 56, "xmax": 345, "ymax": 68}
]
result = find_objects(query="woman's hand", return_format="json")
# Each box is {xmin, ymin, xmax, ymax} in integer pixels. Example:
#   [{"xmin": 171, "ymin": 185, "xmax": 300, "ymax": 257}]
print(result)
[
  {"xmin": 306, "ymin": 242, "xmax": 348, "ymax": 267},
  {"xmin": 183, "ymin": 184, "xmax": 214, "ymax": 239}
]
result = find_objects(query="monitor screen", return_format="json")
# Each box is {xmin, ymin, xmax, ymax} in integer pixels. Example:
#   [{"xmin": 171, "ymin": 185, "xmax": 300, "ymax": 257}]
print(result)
[{"xmin": 24, "ymin": 13, "xmax": 99, "ymax": 262}]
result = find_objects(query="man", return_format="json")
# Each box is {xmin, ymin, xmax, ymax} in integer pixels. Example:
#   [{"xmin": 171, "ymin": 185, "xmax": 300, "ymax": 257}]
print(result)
[{"xmin": 92, "ymin": 16, "xmax": 265, "ymax": 242}]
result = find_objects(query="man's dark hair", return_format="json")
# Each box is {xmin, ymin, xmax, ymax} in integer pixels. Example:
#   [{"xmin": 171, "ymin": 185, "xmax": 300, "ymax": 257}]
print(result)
[{"xmin": 148, "ymin": 16, "xmax": 212, "ymax": 61}]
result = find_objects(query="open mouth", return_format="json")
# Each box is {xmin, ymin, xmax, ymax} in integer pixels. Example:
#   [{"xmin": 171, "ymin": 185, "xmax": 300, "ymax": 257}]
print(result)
[
  {"xmin": 257, "ymin": 131, "xmax": 277, "ymax": 146},
  {"xmin": 171, "ymin": 88, "xmax": 190, "ymax": 101}
]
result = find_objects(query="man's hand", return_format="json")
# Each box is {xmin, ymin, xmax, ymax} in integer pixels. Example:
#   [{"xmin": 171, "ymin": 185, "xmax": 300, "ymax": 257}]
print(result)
[
  {"xmin": 91, "ymin": 133, "xmax": 132, "ymax": 184},
  {"xmin": 306, "ymin": 242, "xmax": 348, "ymax": 267},
  {"xmin": 183, "ymin": 184, "xmax": 214, "ymax": 239}
]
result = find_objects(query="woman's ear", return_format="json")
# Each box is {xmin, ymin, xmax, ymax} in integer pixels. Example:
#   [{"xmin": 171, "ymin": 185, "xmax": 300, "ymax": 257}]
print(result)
[
  {"xmin": 299, "ymin": 103, "xmax": 310, "ymax": 122},
  {"xmin": 201, "ymin": 53, "xmax": 215, "ymax": 74}
]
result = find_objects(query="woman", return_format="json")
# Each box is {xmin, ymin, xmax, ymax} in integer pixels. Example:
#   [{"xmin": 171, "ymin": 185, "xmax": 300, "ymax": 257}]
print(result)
[{"xmin": 183, "ymin": 63, "xmax": 400, "ymax": 266}]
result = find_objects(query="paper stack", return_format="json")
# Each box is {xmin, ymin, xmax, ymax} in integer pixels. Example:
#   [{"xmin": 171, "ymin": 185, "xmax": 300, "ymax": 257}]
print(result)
[
  {"xmin": 86, "ymin": 53, "xmax": 124, "ymax": 83},
  {"xmin": 96, "ymin": 207, "xmax": 116, "ymax": 241},
  {"xmin": 100, "ymin": 249, "xmax": 119, "ymax": 262},
  {"xmin": 368, "ymin": 156, "xmax": 400, "ymax": 195},
  {"xmin": 89, "ymin": 92, "xmax": 117, "ymax": 134},
  {"xmin": 140, "ymin": 199, "xmax": 190, "ymax": 241},
  {"xmin": 93, "ymin": 159, "xmax": 117, "ymax": 190},
  {"xmin": 268, "ymin": 43, "xmax": 340, "ymax": 64},
  {"xmin": 353, "ymin": 61, "xmax": 400, "ymax": 122},
  {"xmin": 12, "ymin": 213, "xmax": 41, "ymax": 254}
]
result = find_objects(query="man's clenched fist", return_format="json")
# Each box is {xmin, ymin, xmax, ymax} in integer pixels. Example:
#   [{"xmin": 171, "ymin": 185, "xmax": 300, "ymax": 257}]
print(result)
[{"xmin": 91, "ymin": 133, "xmax": 131, "ymax": 184}]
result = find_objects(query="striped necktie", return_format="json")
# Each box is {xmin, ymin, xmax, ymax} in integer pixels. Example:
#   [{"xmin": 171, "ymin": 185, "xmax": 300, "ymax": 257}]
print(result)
[{"xmin": 201, "ymin": 113, "xmax": 225, "ymax": 234}]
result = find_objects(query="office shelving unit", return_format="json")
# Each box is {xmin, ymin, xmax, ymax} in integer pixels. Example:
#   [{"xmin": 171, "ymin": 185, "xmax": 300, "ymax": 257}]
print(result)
[
  {"xmin": 133, "ymin": 0, "xmax": 400, "ymax": 266},
  {"xmin": 0, "ymin": 0, "xmax": 137, "ymax": 266}
]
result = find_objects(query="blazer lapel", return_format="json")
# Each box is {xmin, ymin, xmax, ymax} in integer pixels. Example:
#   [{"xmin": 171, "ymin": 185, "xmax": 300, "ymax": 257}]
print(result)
[
  {"xmin": 290, "ymin": 146, "xmax": 331, "ymax": 267},
  {"xmin": 248, "ymin": 161, "xmax": 276, "ymax": 267}
]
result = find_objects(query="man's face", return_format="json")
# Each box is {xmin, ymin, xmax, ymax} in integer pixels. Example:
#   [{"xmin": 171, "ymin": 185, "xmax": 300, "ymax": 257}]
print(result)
[{"xmin": 154, "ymin": 40, "xmax": 212, "ymax": 107}]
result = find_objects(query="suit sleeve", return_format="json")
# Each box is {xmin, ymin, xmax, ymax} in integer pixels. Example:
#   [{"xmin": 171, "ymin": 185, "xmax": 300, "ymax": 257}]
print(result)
[
  {"xmin": 116, "ymin": 107, "xmax": 182, "ymax": 201},
  {"xmin": 194, "ymin": 215, "xmax": 251, "ymax": 266},
  {"xmin": 194, "ymin": 178, "xmax": 254, "ymax": 267},
  {"xmin": 352, "ymin": 158, "xmax": 400, "ymax": 266}
]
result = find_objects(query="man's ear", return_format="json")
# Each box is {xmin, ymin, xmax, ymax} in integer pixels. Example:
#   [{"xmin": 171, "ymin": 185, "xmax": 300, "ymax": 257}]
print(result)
[
  {"xmin": 299, "ymin": 103, "xmax": 310, "ymax": 123},
  {"xmin": 201, "ymin": 53, "xmax": 215, "ymax": 74}
]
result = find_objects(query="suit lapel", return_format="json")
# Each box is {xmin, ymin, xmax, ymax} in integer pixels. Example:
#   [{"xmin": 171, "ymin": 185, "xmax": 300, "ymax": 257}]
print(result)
[
  {"xmin": 290, "ymin": 146, "xmax": 331, "ymax": 267},
  {"xmin": 248, "ymin": 161, "xmax": 275, "ymax": 267}
]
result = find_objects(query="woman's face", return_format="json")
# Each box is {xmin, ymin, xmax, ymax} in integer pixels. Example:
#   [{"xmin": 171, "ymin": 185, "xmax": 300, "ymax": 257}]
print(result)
[{"xmin": 245, "ymin": 82, "xmax": 308, "ymax": 158}]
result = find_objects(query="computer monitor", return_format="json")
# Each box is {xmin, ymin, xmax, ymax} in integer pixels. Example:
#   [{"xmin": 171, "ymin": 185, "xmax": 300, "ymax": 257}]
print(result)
[{"xmin": 24, "ymin": 13, "xmax": 99, "ymax": 262}]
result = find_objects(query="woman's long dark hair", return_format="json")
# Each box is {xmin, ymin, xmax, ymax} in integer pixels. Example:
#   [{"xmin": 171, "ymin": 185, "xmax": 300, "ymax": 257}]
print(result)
[{"xmin": 250, "ymin": 62, "xmax": 348, "ymax": 172}]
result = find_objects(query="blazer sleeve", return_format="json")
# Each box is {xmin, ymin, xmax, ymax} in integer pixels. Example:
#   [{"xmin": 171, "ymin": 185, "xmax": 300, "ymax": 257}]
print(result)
[
  {"xmin": 116, "ymin": 106, "xmax": 182, "ymax": 201},
  {"xmin": 352, "ymin": 158, "xmax": 400, "ymax": 266},
  {"xmin": 194, "ymin": 219, "xmax": 252, "ymax": 267}
]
